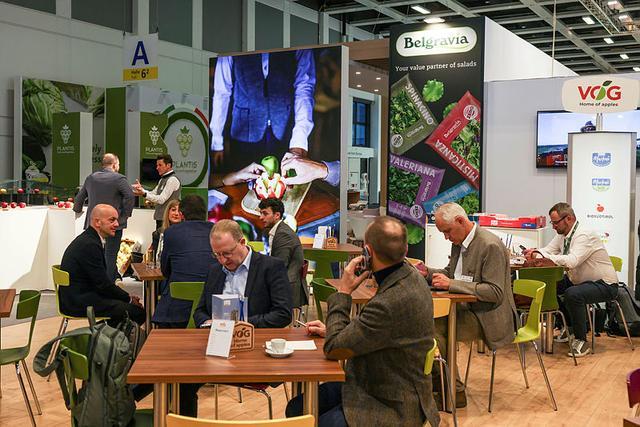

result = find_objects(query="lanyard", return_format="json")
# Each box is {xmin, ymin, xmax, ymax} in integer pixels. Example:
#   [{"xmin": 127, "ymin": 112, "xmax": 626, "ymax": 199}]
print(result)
[{"xmin": 563, "ymin": 221, "xmax": 579, "ymax": 255}]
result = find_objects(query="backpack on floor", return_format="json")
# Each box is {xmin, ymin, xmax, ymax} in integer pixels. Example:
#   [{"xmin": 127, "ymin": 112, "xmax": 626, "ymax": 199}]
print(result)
[
  {"xmin": 33, "ymin": 307, "xmax": 142, "ymax": 427},
  {"xmin": 606, "ymin": 284, "xmax": 640, "ymax": 337}
]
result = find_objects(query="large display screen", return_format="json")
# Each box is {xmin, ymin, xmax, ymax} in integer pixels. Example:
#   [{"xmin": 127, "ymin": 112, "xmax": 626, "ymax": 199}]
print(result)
[
  {"xmin": 207, "ymin": 46, "xmax": 343, "ymax": 240},
  {"xmin": 536, "ymin": 109, "xmax": 640, "ymax": 168}
]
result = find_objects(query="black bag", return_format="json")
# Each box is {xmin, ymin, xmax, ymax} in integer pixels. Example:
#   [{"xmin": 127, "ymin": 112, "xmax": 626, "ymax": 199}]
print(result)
[{"xmin": 606, "ymin": 284, "xmax": 640, "ymax": 337}]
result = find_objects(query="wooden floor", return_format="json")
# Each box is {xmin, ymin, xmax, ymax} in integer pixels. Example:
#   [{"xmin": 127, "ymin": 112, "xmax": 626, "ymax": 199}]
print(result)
[{"xmin": 1, "ymin": 315, "xmax": 637, "ymax": 426}]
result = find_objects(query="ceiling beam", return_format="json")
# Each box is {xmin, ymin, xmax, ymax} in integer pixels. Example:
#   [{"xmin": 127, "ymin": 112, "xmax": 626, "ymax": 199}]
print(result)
[
  {"xmin": 518, "ymin": 0, "xmax": 616, "ymax": 72},
  {"xmin": 434, "ymin": 0, "xmax": 477, "ymax": 18},
  {"xmin": 325, "ymin": 0, "xmax": 435, "ymax": 15},
  {"xmin": 512, "ymin": 22, "xmax": 598, "ymax": 35}
]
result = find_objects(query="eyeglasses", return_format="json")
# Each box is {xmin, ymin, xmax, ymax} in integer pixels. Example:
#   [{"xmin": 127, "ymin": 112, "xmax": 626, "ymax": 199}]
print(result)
[
  {"xmin": 212, "ymin": 242, "xmax": 239, "ymax": 259},
  {"xmin": 550, "ymin": 215, "xmax": 567, "ymax": 226}
]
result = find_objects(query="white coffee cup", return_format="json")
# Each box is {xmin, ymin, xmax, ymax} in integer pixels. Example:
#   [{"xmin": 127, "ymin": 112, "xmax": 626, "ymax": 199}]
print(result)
[{"xmin": 271, "ymin": 338, "xmax": 286, "ymax": 354}]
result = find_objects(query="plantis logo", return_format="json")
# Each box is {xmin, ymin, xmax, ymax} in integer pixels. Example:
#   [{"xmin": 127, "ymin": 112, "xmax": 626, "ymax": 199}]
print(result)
[
  {"xmin": 396, "ymin": 27, "xmax": 477, "ymax": 57},
  {"xmin": 176, "ymin": 125, "xmax": 193, "ymax": 157},
  {"xmin": 578, "ymin": 80, "xmax": 621, "ymax": 102}
]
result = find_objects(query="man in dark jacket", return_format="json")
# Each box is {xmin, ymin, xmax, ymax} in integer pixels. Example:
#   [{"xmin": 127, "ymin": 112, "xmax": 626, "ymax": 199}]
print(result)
[
  {"xmin": 60, "ymin": 204, "xmax": 144, "ymax": 325},
  {"xmin": 73, "ymin": 153, "xmax": 135, "ymax": 282},
  {"xmin": 152, "ymin": 195, "xmax": 214, "ymax": 328}
]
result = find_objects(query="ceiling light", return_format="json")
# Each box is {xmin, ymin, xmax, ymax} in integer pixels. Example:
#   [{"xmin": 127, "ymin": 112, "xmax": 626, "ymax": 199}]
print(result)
[
  {"xmin": 411, "ymin": 5, "xmax": 431, "ymax": 14},
  {"xmin": 604, "ymin": 37, "xmax": 614, "ymax": 44},
  {"xmin": 356, "ymin": 84, "xmax": 362, "ymax": 88},
  {"xmin": 424, "ymin": 17, "xmax": 445, "ymax": 24},
  {"xmin": 374, "ymin": 89, "xmax": 379, "ymax": 92},
  {"xmin": 375, "ymin": 77, "xmax": 382, "ymax": 80},
  {"xmin": 620, "ymin": 53, "xmax": 629, "ymax": 59},
  {"xmin": 608, "ymin": 0, "xmax": 620, "ymax": 6},
  {"xmin": 633, "ymin": 66, "xmax": 640, "ymax": 72},
  {"xmin": 582, "ymin": 16, "xmax": 595, "ymax": 25},
  {"xmin": 618, "ymin": 13, "xmax": 631, "ymax": 21},
  {"xmin": 355, "ymin": 71, "xmax": 361, "ymax": 75}
]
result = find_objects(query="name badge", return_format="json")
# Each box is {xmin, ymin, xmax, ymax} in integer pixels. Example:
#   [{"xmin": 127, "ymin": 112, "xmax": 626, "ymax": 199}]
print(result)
[{"xmin": 460, "ymin": 275, "xmax": 474, "ymax": 283}]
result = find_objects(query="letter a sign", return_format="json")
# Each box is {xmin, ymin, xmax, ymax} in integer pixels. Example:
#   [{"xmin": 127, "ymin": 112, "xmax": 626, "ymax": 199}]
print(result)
[{"xmin": 123, "ymin": 34, "xmax": 159, "ymax": 82}]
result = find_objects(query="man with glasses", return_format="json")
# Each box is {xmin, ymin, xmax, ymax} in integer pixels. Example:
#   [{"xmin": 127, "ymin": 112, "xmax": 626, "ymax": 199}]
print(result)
[{"xmin": 524, "ymin": 202, "xmax": 618, "ymax": 357}]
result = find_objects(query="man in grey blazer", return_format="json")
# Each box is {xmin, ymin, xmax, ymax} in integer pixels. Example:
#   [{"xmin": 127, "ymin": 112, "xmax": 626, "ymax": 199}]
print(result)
[
  {"xmin": 286, "ymin": 216, "xmax": 440, "ymax": 427},
  {"xmin": 74, "ymin": 153, "xmax": 135, "ymax": 282},
  {"xmin": 422, "ymin": 202, "xmax": 516, "ymax": 406},
  {"xmin": 258, "ymin": 198, "xmax": 307, "ymax": 311}
]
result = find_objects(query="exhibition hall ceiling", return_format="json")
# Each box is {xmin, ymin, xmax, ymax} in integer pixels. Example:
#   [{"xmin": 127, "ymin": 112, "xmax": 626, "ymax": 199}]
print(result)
[{"xmin": 299, "ymin": 0, "xmax": 640, "ymax": 74}]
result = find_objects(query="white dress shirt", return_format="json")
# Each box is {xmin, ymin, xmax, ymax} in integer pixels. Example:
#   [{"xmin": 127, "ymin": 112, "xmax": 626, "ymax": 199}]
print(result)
[
  {"xmin": 538, "ymin": 221, "xmax": 618, "ymax": 285},
  {"xmin": 145, "ymin": 171, "xmax": 181, "ymax": 205},
  {"xmin": 266, "ymin": 220, "xmax": 283, "ymax": 255},
  {"xmin": 454, "ymin": 223, "xmax": 477, "ymax": 280}
]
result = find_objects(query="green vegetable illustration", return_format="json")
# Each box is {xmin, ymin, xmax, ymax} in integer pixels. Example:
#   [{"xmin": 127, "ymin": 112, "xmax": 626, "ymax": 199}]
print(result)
[
  {"xmin": 388, "ymin": 166, "xmax": 421, "ymax": 206},
  {"xmin": 261, "ymin": 156, "xmax": 279, "ymax": 178},
  {"xmin": 390, "ymin": 90, "xmax": 421, "ymax": 135},
  {"xmin": 457, "ymin": 193, "xmax": 479, "ymax": 215},
  {"xmin": 450, "ymin": 119, "xmax": 481, "ymax": 170},
  {"xmin": 443, "ymin": 102, "xmax": 457, "ymax": 119},
  {"xmin": 406, "ymin": 223, "xmax": 425, "ymax": 244},
  {"xmin": 422, "ymin": 79, "xmax": 444, "ymax": 103},
  {"xmin": 176, "ymin": 126, "xmax": 193, "ymax": 157},
  {"xmin": 22, "ymin": 79, "xmax": 66, "ymax": 147},
  {"xmin": 52, "ymin": 82, "xmax": 92, "ymax": 106}
]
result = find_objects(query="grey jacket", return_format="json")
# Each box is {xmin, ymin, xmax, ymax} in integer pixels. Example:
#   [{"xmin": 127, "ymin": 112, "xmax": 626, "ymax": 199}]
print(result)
[
  {"xmin": 429, "ymin": 226, "xmax": 517, "ymax": 350},
  {"xmin": 270, "ymin": 221, "xmax": 307, "ymax": 307},
  {"xmin": 74, "ymin": 168, "xmax": 135, "ymax": 230},
  {"xmin": 324, "ymin": 263, "xmax": 440, "ymax": 427}
]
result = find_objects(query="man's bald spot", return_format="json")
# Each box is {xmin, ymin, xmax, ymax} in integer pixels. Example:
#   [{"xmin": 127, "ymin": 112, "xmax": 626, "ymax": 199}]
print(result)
[
  {"xmin": 92, "ymin": 204, "xmax": 117, "ymax": 221},
  {"xmin": 102, "ymin": 153, "xmax": 118, "ymax": 167}
]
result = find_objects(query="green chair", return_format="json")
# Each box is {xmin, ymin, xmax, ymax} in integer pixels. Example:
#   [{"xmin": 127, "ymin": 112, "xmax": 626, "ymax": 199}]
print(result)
[
  {"xmin": 169, "ymin": 282, "xmax": 205, "ymax": 329},
  {"xmin": 248, "ymin": 241, "xmax": 265, "ymax": 253},
  {"xmin": 47, "ymin": 265, "xmax": 109, "ymax": 381},
  {"xmin": 312, "ymin": 279, "xmax": 337, "ymax": 323},
  {"xmin": 303, "ymin": 249, "xmax": 349, "ymax": 280},
  {"xmin": 0, "ymin": 290, "xmax": 42, "ymax": 426},
  {"xmin": 585, "ymin": 256, "xmax": 634, "ymax": 353},
  {"xmin": 58, "ymin": 335, "xmax": 153, "ymax": 427},
  {"xmin": 517, "ymin": 266, "xmax": 577, "ymax": 365},
  {"xmin": 486, "ymin": 279, "xmax": 557, "ymax": 412}
]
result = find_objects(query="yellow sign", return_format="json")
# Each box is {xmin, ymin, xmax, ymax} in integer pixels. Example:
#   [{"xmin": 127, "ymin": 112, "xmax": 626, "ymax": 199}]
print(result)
[{"xmin": 123, "ymin": 67, "xmax": 158, "ymax": 81}]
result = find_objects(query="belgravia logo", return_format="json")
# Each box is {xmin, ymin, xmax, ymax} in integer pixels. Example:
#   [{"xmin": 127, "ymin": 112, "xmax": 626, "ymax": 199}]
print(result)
[{"xmin": 396, "ymin": 27, "xmax": 477, "ymax": 57}]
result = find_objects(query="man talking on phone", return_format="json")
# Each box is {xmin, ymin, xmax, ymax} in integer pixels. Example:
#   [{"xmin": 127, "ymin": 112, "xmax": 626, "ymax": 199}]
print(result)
[{"xmin": 285, "ymin": 216, "xmax": 440, "ymax": 427}]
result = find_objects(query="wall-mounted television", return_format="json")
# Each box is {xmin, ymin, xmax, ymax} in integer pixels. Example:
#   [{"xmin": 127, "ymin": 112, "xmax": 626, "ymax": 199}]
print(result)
[{"xmin": 536, "ymin": 109, "xmax": 640, "ymax": 168}]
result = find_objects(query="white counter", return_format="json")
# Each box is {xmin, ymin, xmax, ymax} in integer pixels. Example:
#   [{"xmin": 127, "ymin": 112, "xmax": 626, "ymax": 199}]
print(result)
[{"xmin": 0, "ymin": 207, "xmax": 155, "ymax": 290}]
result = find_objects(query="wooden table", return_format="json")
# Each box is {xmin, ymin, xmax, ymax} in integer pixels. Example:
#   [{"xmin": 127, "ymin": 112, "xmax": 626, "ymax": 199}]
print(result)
[
  {"xmin": 128, "ymin": 328, "xmax": 343, "ymax": 427},
  {"xmin": 0, "ymin": 288, "xmax": 17, "ymax": 398},
  {"xmin": 131, "ymin": 263, "xmax": 164, "ymax": 332},
  {"xmin": 323, "ymin": 279, "xmax": 476, "ymax": 412}
]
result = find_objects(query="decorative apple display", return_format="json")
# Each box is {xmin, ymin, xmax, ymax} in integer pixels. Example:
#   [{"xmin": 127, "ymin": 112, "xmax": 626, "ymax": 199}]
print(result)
[
  {"xmin": 52, "ymin": 197, "xmax": 59, "ymax": 203},
  {"xmin": 57, "ymin": 202, "xmax": 65, "ymax": 208},
  {"xmin": 18, "ymin": 202, "xmax": 26, "ymax": 208},
  {"xmin": 0, "ymin": 188, "xmax": 6, "ymax": 194},
  {"xmin": 10, "ymin": 202, "xmax": 17, "ymax": 208},
  {"xmin": 64, "ymin": 202, "xmax": 72, "ymax": 208},
  {"xmin": 33, "ymin": 188, "xmax": 40, "ymax": 194},
  {"xmin": 67, "ymin": 197, "xmax": 74, "ymax": 202},
  {"xmin": 17, "ymin": 188, "xmax": 24, "ymax": 194},
  {"xmin": 1, "ymin": 202, "xmax": 8, "ymax": 209}
]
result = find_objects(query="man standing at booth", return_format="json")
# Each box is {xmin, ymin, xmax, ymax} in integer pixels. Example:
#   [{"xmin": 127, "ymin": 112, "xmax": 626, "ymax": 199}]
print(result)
[
  {"xmin": 73, "ymin": 153, "xmax": 135, "ymax": 283},
  {"xmin": 133, "ymin": 154, "xmax": 181, "ymax": 229},
  {"xmin": 418, "ymin": 202, "xmax": 516, "ymax": 407},
  {"xmin": 524, "ymin": 202, "xmax": 618, "ymax": 357}
]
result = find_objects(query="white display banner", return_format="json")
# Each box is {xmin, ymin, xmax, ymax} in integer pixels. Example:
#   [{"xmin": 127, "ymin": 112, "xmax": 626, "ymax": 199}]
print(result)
[
  {"xmin": 562, "ymin": 76, "xmax": 639, "ymax": 114},
  {"xmin": 123, "ymin": 34, "xmax": 159, "ymax": 82},
  {"xmin": 568, "ymin": 131, "xmax": 636, "ymax": 285}
]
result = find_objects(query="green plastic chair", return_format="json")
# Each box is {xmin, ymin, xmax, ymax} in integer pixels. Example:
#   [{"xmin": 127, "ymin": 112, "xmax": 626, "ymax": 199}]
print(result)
[
  {"xmin": 0, "ymin": 290, "xmax": 42, "ymax": 426},
  {"xmin": 312, "ymin": 279, "xmax": 337, "ymax": 323},
  {"xmin": 517, "ymin": 267, "xmax": 576, "ymax": 365},
  {"xmin": 610, "ymin": 255, "xmax": 623, "ymax": 272},
  {"xmin": 248, "ymin": 241, "xmax": 265, "ymax": 253},
  {"xmin": 169, "ymin": 282, "xmax": 205, "ymax": 329},
  {"xmin": 303, "ymin": 249, "xmax": 349, "ymax": 280},
  {"xmin": 48, "ymin": 265, "xmax": 109, "ymax": 381},
  {"xmin": 59, "ymin": 335, "xmax": 153, "ymax": 427},
  {"xmin": 486, "ymin": 279, "xmax": 557, "ymax": 412}
]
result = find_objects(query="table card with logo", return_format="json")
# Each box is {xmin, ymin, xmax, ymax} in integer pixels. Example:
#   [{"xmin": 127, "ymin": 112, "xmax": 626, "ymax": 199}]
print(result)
[
  {"xmin": 231, "ymin": 321, "xmax": 254, "ymax": 352},
  {"xmin": 313, "ymin": 226, "xmax": 327, "ymax": 249},
  {"xmin": 206, "ymin": 319, "xmax": 235, "ymax": 358}
]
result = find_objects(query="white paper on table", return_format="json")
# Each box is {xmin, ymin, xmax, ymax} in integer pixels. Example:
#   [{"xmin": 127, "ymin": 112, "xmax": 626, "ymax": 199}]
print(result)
[
  {"xmin": 265, "ymin": 340, "xmax": 317, "ymax": 351},
  {"xmin": 205, "ymin": 319, "xmax": 235, "ymax": 358}
]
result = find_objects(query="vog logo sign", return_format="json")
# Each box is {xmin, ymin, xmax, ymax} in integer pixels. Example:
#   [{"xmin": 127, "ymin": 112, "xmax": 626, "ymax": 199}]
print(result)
[
  {"xmin": 592, "ymin": 152, "xmax": 611, "ymax": 167},
  {"xmin": 591, "ymin": 178, "xmax": 611, "ymax": 192},
  {"xmin": 396, "ymin": 27, "xmax": 477, "ymax": 57},
  {"xmin": 562, "ymin": 76, "xmax": 639, "ymax": 113}
]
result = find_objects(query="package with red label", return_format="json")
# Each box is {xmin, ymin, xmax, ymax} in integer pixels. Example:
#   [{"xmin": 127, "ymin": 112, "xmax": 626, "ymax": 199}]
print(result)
[
  {"xmin": 475, "ymin": 214, "xmax": 546, "ymax": 229},
  {"xmin": 425, "ymin": 91, "xmax": 481, "ymax": 189}
]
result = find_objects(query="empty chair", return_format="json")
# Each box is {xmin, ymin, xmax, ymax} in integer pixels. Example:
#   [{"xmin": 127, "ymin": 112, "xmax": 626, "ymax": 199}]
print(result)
[{"xmin": 627, "ymin": 368, "xmax": 640, "ymax": 417}]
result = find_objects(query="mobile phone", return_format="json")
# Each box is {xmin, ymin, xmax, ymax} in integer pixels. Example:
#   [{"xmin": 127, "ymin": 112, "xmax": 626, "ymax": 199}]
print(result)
[
  {"xmin": 295, "ymin": 320, "xmax": 307, "ymax": 328},
  {"xmin": 356, "ymin": 246, "xmax": 371, "ymax": 275}
]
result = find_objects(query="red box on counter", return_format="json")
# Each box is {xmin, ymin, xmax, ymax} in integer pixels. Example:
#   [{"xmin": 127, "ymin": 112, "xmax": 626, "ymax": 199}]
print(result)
[{"xmin": 475, "ymin": 214, "xmax": 546, "ymax": 229}]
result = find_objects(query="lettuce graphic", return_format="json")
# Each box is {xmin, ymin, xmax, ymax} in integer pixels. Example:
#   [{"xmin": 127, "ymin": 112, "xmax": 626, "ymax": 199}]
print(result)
[
  {"xmin": 422, "ymin": 79, "xmax": 444, "ymax": 103},
  {"xmin": 443, "ymin": 102, "xmax": 457, "ymax": 119},
  {"xmin": 406, "ymin": 223, "xmax": 425, "ymax": 245},
  {"xmin": 22, "ymin": 79, "xmax": 66, "ymax": 147}
]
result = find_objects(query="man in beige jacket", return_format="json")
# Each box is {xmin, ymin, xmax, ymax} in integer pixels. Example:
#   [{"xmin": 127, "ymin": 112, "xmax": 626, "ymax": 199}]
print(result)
[
  {"xmin": 286, "ymin": 216, "xmax": 440, "ymax": 427},
  {"xmin": 420, "ymin": 202, "xmax": 516, "ymax": 407}
]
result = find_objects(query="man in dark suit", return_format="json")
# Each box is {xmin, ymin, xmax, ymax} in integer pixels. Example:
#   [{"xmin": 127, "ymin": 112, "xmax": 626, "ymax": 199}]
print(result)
[
  {"xmin": 73, "ymin": 153, "xmax": 135, "ymax": 282},
  {"xmin": 258, "ymin": 198, "xmax": 307, "ymax": 311},
  {"xmin": 152, "ymin": 195, "xmax": 214, "ymax": 328},
  {"xmin": 60, "ymin": 204, "xmax": 145, "ymax": 326},
  {"xmin": 422, "ymin": 202, "xmax": 516, "ymax": 407},
  {"xmin": 286, "ymin": 216, "xmax": 439, "ymax": 427}
]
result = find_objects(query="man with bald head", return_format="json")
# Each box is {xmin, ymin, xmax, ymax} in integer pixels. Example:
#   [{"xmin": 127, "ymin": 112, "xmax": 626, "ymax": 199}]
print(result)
[
  {"xmin": 74, "ymin": 153, "xmax": 135, "ymax": 282},
  {"xmin": 61, "ymin": 204, "xmax": 145, "ymax": 325}
]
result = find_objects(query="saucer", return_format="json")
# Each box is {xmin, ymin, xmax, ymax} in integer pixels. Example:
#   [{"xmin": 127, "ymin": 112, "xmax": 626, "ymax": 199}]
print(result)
[{"xmin": 265, "ymin": 348, "xmax": 294, "ymax": 358}]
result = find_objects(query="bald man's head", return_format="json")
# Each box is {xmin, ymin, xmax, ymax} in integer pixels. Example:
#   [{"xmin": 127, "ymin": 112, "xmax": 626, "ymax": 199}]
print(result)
[
  {"xmin": 102, "ymin": 153, "xmax": 120, "ymax": 172},
  {"xmin": 91, "ymin": 204, "xmax": 119, "ymax": 238}
]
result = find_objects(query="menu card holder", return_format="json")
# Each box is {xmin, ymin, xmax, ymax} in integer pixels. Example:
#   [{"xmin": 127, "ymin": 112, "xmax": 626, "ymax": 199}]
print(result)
[{"xmin": 205, "ymin": 319, "xmax": 235, "ymax": 358}]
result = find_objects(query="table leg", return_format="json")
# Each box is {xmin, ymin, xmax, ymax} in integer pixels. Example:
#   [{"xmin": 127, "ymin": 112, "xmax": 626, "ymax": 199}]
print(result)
[
  {"xmin": 447, "ymin": 304, "xmax": 457, "ymax": 413},
  {"xmin": 154, "ymin": 383, "xmax": 168, "ymax": 427},
  {"xmin": 170, "ymin": 383, "xmax": 180, "ymax": 414},
  {"xmin": 144, "ymin": 280, "xmax": 152, "ymax": 332},
  {"xmin": 303, "ymin": 381, "xmax": 319, "ymax": 427},
  {"xmin": 544, "ymin": 312, "xmax": 554, "ymax": 354},
  {"xmin": 292, "ymin": 382, "xmax": 302, "ymax": 398}
]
